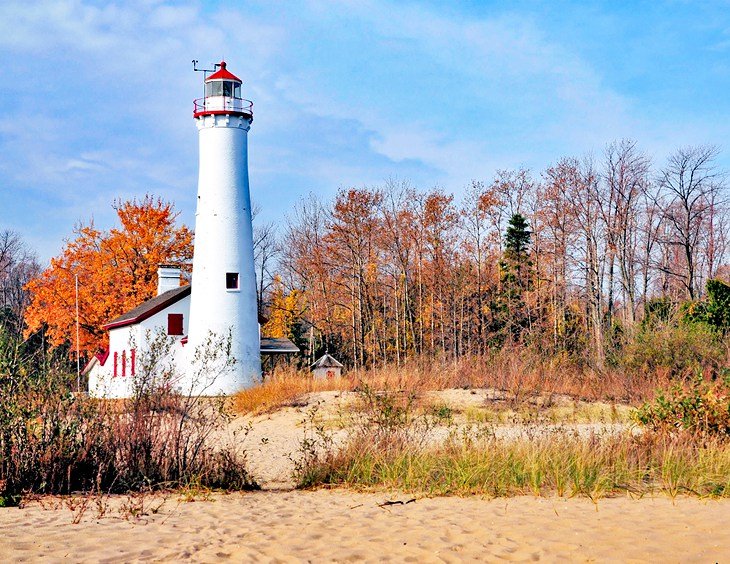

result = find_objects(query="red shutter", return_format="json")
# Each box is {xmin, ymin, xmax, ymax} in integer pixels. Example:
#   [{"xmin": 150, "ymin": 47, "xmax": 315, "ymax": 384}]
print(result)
[
  {"xmin": 131, "ymin": 349, "xmax": 136, "ymax": 376},
  {"xmin": 113, "ymin": 352, "xmax": 118, "ymax": 377},
  {"xmin": 168, "ymin": 313, "xmax": 184, "ymax": 336},
  {"xmin": 122, "ymin": 350, "xmax": 126, "ymax": 377}
]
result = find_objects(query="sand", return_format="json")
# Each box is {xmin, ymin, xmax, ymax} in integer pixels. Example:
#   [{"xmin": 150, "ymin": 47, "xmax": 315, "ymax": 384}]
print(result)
[{"xmin": 1, "ymin": 491, "xmax": 728, "ymax": 562}]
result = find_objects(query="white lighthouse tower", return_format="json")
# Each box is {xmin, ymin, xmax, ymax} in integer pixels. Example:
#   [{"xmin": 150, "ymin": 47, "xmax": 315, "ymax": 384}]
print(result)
[{"xmin": 186, "ymin": 61, "xmax": 262, "ymax": 393}]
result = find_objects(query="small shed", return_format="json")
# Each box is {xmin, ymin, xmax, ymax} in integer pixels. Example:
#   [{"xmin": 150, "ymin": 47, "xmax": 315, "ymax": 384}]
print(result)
[
  {"xmin": 260, "ymin": 337, "xmax": 301, "ymax": 374},
  {"xmin": 311, "ymin": 354, "xmax": 343, "ymax": 379}
]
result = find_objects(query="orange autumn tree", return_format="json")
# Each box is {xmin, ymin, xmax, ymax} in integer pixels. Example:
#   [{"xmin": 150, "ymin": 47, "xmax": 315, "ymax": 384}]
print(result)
[{"xmin": 25, "ymin": 196, "xmax": 193, "ymax": 356}]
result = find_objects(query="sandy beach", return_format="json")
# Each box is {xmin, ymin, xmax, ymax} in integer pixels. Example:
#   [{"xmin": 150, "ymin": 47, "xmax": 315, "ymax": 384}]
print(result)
[
  {"xmin": 2, "ymin": 390, "xmax": 728, "ymax": 562},
  {"xmin": 2, "ymin": 490, "xmax": 728, "ymax": 562}
]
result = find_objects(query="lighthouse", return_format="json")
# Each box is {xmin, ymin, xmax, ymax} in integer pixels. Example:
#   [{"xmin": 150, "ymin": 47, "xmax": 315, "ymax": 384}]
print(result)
[{"xmin": 186, "ymin": 61, "xmax": 262, "ymax": 393}]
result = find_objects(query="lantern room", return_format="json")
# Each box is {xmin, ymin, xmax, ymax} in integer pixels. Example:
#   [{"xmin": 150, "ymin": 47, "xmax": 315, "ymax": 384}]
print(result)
[{"xmin": 193, "ymin": 61, "xmax": 253, "ymax": 119}]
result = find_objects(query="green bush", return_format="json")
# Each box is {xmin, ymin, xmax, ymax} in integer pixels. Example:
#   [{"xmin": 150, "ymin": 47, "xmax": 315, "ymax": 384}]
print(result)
[
  {"xmin": 683, "ymin": 279, "xmax": 730, "ymax": 335},
  {"xmin": 634, "ymin": 374, "xmax": 730, "ymax": 439},
  {"xmin": 621, "ymin": 323, "xmax": 724, "ymax": 377}
]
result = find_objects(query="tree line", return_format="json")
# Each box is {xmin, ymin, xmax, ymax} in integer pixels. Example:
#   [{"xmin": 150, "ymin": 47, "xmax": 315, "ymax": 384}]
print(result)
[
  {"xmin": 3, "ymin": 140, "xmax": 729, "ymax": 376},
  {"xmin": 267, "ymin": 141, "xmax": 729, "ymax": 370}
]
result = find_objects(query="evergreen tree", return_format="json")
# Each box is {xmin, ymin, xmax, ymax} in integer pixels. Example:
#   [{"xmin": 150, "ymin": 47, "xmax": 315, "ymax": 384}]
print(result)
[
  {"xmin": 504, "ymin": 213, "xmax": 531, "ymax": 286},
  {"xmin": 497, "ymin": 213, "xmax": 534, "ymax": 342}
]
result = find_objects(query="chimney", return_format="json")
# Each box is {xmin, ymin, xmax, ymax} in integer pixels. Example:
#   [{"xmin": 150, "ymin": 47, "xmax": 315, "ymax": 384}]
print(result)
[{"xmin": 157, "ymin": 265, "xmax": 181, "ymax": 295}]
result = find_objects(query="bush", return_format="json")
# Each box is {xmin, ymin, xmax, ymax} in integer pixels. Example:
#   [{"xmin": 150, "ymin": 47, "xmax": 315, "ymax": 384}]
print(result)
[
  {"xmin": 683, "ymin": 279, "xmax": 730, "ymax": 335},
  {"xmin": 634, "ymin": 373, "xmax": 730, "ymax": 439},
  {"xmin": 0, "ymin": 331, "xmax": 258, "ymax": 506},
  {"xmin": 621, "ymin": 323, "xmax": 724, "ymax": 377}
]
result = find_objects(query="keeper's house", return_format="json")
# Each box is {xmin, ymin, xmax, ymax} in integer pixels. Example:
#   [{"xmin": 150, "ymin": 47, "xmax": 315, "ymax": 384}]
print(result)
[{"xmin": 83, "ymin": 266, "xmax": 298, "ymax": 398}]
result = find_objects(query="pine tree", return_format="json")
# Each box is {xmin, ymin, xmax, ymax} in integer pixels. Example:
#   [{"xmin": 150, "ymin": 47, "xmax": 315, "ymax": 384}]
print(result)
[
  {"xmin": 504, "ymin": 213, "xmax": 531, "ymax": 283},
  {"xmin": 497, "ymin": 213, "xmax": 533, "ymax": 341}
]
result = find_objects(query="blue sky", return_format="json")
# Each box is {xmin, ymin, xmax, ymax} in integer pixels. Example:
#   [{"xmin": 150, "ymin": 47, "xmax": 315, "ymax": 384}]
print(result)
[{"xmin": 2, "ymin": 0, "xmax": 730, "ymax": 263}]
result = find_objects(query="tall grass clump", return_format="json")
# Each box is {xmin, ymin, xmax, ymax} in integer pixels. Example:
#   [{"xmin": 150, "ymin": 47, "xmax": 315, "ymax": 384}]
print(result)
[
  {"xmin": 0, "ymin": 330, "xmax": 257, "ymax": 506},
  {"xmin": 298, "ymin": 432, "xmax": 730, "ymax": 499}
]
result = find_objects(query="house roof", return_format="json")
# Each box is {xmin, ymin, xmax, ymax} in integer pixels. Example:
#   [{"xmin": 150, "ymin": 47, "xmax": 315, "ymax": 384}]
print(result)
[
  {"xmin": 103, "ymin": 285, "xmax": 191, "ymax": 330},
  {"xmin": 260, "ymin": 337, "xmax": 300, "ymax": 354},
  {"xmin": 311, "ymin": 353, "xmax": 343, "ymax": 369},
  {"xmin": 104, "ymin": 283, "xmax": 271, "ymax": 330}
]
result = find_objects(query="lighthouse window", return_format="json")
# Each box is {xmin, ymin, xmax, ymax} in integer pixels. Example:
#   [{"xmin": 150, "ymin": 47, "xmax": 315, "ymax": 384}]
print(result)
[
  {"xmin": 206, "ymin": 81, "xmax": 223, "ymax": 97},
  {"xmin": 226, "ymin": 272, "xmax": 239, "ymax": 290},
  {"xmin": 223, "ymin": 81, "xmax": 233, "ymax": 97},
  {"xmin": 233, "ymin": 83, "xmax": 241, "ymax": 98}
]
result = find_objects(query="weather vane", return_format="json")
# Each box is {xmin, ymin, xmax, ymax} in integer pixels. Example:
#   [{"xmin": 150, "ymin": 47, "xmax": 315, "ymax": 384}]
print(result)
[{"xmin": 192, "ymin": 59, "xmax": 221, "ymax": 80}]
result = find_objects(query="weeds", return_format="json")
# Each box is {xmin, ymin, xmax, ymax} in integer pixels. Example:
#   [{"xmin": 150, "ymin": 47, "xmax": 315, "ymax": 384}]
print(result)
[
  {"xmin": 0, "ymin": 330, "xmax": 258, "ymax": 505},
  {"xmin": 293, "ymin": 381, "xmax": 730, "ymax": 499}
]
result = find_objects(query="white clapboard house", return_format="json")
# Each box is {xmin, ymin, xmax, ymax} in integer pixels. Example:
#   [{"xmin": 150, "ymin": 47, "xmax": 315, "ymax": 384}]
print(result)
[{"xmin": 83, "ymin": 266, "xmax": 299, "ymax": 398}]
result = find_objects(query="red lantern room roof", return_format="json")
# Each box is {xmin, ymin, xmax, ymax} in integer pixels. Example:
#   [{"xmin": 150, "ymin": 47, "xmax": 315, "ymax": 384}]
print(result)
[{"xmin": 205, "ymin": 61, "xmax": 242, "ymax": 83}]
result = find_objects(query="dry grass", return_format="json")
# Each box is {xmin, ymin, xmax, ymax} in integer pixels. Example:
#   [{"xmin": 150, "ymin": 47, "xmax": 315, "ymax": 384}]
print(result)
[
  {"xmin": 456, "ymin": 401, "xmax": 633, "ymax": 425},
  {"xmin": 233, "ymin": 366, "xmax": 354, "ymax": 414},
  {"xmin": 234, "ymin": 349, "xmax": 666, "ymax": 416},
  {"xmin": 293, "ymin": 384, "xmax": 730, "ymax": 499},
  {"xmin": 297, "ymin": 431, "xmax": 730, "ymax": 499}
]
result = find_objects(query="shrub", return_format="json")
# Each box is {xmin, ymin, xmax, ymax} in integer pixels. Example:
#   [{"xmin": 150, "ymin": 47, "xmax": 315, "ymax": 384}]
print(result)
[
  {"xmin": 683, "ymin": 279, "xmax": 730, "ymax": 335},
  {"xmin": 0, "ymin": 331, "xmax": 258, "ymax": 506},
  {"xmin": 621, "ymin": 323, "xmax": 724, "ymax": 377},
  {"xmin": 634, "ymin": 373, "xmax": 730, "ymax": 439}
]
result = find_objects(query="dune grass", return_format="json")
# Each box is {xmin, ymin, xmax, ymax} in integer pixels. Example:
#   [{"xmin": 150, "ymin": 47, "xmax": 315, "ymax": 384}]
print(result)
[
  {"xmin": 457, "ymin": 401, "xmax": 634, "ymax": 426},
  {"xmin": 296, "ymin": 431, "xmax": 730, "ymax": 499},
  {"xmin": 293, "ymin": 382, "xmax": 730, "ymax": 500}
]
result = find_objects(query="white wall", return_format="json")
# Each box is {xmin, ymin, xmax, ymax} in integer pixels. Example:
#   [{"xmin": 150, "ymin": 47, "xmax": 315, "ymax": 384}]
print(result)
[{"xmin": 87, "ymin": 296, "xmax": 190, "ymax": 398}]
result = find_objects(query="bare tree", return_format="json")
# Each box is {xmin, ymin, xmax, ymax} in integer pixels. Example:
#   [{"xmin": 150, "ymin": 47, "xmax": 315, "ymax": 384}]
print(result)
[
  {"xmin": 460, "ymin": 180, "xmax": 500, "ymax": 353},
  {"xmin": 600, "ymin": 139, "xmax": 650, "ymax": 324},
  {"xmin": 378, "ymin": 179, "xmax": 419, "ymax": 364},
  {"xmin": 253, "ymin": 222, "xmax": 278, "ymax": 316},
  {"xmin": 0, "ymin": 230, "xmax": 41, "ymax": 334},
  {"xmin": 655, "ymin": 145, "xmax": 726, "ymax": 299}
]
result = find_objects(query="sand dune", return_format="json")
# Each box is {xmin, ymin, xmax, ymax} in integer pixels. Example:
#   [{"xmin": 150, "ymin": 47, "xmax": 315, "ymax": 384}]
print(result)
[{"xmin": 1, "ymin": 491, "xmax": 728, "ymax": 562}]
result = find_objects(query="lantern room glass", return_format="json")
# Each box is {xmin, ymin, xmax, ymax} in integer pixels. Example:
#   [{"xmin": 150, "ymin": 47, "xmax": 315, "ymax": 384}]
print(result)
[{"xmin": 205, "ymin": 80, "xmax": 241, "ymax": 99}]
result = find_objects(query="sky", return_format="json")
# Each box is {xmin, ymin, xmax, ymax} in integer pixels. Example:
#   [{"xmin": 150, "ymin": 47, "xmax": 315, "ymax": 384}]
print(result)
[{"xmin": 2, "ymin": 0, "xmax": 730, "ymax": 263}]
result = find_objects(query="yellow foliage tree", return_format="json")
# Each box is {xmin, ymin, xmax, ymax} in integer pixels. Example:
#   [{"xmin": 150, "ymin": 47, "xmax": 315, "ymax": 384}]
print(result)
[
  {"xmin": 262, "ymin": 276, "xmax": 305, "ymax": 339},
  {"xmin": 25, "ymin": 196, "xmax": 193, "ymax": 356}
]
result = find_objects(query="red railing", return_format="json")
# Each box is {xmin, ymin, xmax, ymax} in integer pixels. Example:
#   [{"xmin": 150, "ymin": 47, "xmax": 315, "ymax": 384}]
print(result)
[{"xmin": 193, "ymin": 97, "xmax": 253, "ymax": 117}]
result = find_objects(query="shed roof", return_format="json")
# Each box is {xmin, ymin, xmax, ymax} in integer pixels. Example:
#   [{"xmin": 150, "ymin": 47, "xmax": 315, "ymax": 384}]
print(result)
[
  {"xmin": 311, "ymin": 353, "xmax": 343, "ymax": 369},
  {"xmin": 260, "ymin": 337, "xmax": 300, "ymax": 354}
]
